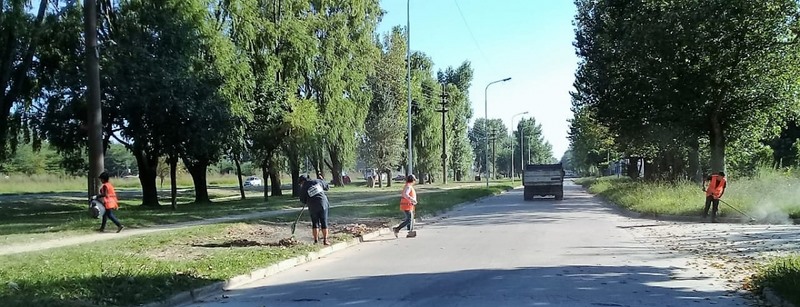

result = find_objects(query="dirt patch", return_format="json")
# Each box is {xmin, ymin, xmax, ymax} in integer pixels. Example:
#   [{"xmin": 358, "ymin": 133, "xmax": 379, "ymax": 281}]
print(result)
[
  {"xmin": 330, "ymin": 220, "xmax": 389, "ymax": 237},
  {"xmin": 146, "ymin": 219, "xmax": 389, "ymax": 261},
  {"xmin": 192, "ymin": 237, "xmax": 301, "ymax": 248}
]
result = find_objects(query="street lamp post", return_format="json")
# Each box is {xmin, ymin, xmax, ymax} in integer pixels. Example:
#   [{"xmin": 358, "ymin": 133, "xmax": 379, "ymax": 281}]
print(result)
[
  {"xmin": 484, "ymin": 77, "xmax": 511, "ymax": 188},
  {"xmin": 406, "ymin": 0, "xmax": 413, "ymax": 176},
  {"xmin": 510, "ymin": 112, "xmax": 528, "ymax": 182}
]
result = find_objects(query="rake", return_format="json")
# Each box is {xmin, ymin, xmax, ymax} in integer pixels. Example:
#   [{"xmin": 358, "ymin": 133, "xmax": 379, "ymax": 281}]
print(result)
[{"xmin": 290, "ymin": 204, "xmax": 307, "ymax": 236}]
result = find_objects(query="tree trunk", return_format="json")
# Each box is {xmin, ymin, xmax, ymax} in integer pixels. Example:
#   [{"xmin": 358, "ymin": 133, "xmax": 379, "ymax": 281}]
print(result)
[
  {"xmin": 288, "ymin": 152, "xmax": 301, "ymax": 197},
  {"xmin": 710, "ymin": 116, "xmax": 726, "ymax": 173},
  {"xmin": 133, "ymin": 148, "xmax": 160, "ymax": 207},
  {"xmin": 378, "ymin": 171, "xmax": 383, "ymax": 188},
  {"xmin": 327, "ymin": 148, "xmax": 344, "ymax": 187},
  {"xmin": 262, "ymin": 163, "xmax": 269, "ymax": 201},
  {"xmin": 385, "ymin": 168, "xmax": 392, "ymax": 188},
  {"xmin": 688, "ymin": 139, "xmax": 701, "ymax": 183},
  {"xmin": 183, "ymin": 158, "xmax": 210, "ymax": 203},
  {"xmin": 269, "ymin": 166, "xmax": 282, "ymax": 197},
  {"xmin": 234, "ymin": 154, "xmax": 245, "ymax": 200},
  {"xmin": 169, "ymin": 155, "xmax": 178, "ymax": 210}
]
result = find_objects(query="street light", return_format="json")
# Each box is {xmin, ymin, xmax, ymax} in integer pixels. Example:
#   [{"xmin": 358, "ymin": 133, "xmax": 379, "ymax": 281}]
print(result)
[
  {"xmin": 406, "ymin": 0, "xmax": 413, "ymax": 176},
  {"xmin": 510, "ymin": 111, "xmax": 528, "ymax": 182},
  {"xmin": 484, "ymin": 77, "xmax": 511, "ymax": 188}
]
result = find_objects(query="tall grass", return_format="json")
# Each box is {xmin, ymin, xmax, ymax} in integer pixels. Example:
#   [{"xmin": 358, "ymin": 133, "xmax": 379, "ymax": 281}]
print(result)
[
  {"xmin": 751, "ymin": 255, "xmax": 800, "ymax": 306},
  {"xmin": 576, "ymin": 168, "xmax": 800, "ymax": 220}
]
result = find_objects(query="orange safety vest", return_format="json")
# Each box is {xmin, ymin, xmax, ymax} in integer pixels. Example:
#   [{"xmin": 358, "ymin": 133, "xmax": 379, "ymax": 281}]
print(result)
[
  {"xmin": 705, "ymin": 175, "xmax": 726, "ymax": 199},
  {"xmin": 400, "ymin": 183, "xmax": 416, "ymax": 211},
  {"xmin": 102, "ymin": 182, "xmax": 119, "ymax": 210}
]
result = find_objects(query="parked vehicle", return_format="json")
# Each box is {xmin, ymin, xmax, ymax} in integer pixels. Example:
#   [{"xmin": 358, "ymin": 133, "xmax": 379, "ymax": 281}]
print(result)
[
  {"xmin": 362, "ymin": 168, "xmax": 387, "ymax": 182},
  {"xmin": 522, "ymin": 163, "xmax": 564, "ymax": 200},
  {"xmin": 244, "ymin": 176, "xmax": 263, "ymax": 187}
]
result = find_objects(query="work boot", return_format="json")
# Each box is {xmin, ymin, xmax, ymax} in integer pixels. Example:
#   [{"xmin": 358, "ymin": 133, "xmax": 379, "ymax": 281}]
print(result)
[
  {"xmin": 116, "ymin": 226, "xmax": 124, "ymax": 233},
  {"xmin": 406, "ymin": 231, "xmax": 417, "ymax": 238}
]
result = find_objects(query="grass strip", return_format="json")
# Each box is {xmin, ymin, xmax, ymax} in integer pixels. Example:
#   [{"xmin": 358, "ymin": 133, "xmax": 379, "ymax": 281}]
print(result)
[
  {"xmin": 575, "ymin": 174, "xmax": 800, "ymax": 219},
  {"xmin": 0, "ymin": 183, "xmax": 514, "ymax": 306}
]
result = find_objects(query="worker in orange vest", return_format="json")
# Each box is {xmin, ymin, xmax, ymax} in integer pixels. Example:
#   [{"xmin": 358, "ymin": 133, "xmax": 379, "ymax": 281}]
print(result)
[
  {"xmin": 393, "ymin": 175, "xmax": 418, "ymax": 238},
  {"xmin": 97, "ymin": 172, "xmax": 124, "ymax": 233},
  {"xmin": 702, "ymin": 171, "xmax": 727, "ymax": 223}
]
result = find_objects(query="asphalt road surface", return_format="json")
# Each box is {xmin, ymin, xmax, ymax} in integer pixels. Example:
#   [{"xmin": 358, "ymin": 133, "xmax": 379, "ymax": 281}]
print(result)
[{"xmin": 184, "ymin": 181, "xmax": 751, "ymax": 307}]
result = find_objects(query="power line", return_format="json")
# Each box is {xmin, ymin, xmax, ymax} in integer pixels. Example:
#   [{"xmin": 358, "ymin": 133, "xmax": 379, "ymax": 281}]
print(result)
[{"xmin": 452, "ymin": 0, "xmax": 493, "ymax": 66}]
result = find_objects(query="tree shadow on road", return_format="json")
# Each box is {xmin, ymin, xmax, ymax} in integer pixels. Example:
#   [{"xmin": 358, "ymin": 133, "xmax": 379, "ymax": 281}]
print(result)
[{"xmin": 198, "ymin": 265, "xmax": 747, "ymax": 306}]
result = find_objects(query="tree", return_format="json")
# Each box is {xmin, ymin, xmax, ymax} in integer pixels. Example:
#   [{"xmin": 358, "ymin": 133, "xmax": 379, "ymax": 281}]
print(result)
[
  {"xmin": 572, "ymin": 0, "xmax": 800, "ymax": 179},
  {"xmin": 438, "ymin": 62, "xmax": 475, "ymax": 181},
  {"xmin": 409, "ymin": 52, "xmax": 443, "ymax": 182},
  {"xmin": 361, "ymin": 26, "xmax": 408, "ymax": 187},
  {"xmin": 306, "ymin": 0, "xmax": 382, "ymax": 186},
  {"xmin": 515, "ymin": 117, "xmax": 554, "ymax": 167},
  {"xmin": 0, "ymin": 0, "xmax": 50, "ymax": 163},
  {"xmin": 469, "ymin": 118, "xmax": 509, "ymax": 177}
]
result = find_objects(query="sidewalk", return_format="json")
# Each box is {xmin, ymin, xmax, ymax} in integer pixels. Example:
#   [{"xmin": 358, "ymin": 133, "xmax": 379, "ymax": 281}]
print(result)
[{"xmin": 0, "ymin": 184, "xmax": 483, "ymax": 256}]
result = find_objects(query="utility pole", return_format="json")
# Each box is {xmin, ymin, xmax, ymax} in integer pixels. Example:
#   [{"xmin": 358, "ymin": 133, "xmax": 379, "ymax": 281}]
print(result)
[
  {"xmin": 436, "ymin": 84, "xmax": 449, "ymax": 185},
  {"xmin": 488, "ymin": 130, "xmax": 497, "ymax": 180},
  {"xmin": 84, "ymin": 0, "xmax": 104, "ymax": 200},
  {"xmin": 406, "ymin": 0, "xmax": 413, "ymax": 177}
]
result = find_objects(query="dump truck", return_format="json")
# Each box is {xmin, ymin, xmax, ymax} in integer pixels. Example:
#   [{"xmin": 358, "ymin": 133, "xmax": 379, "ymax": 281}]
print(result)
[{"xmin": 522, "ymin": 163, "xmax": 564, "ymax": 201}]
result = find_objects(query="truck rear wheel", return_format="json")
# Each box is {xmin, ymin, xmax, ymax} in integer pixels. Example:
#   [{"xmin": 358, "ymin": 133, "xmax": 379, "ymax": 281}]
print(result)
[
  {"xmin": 555, "ymin": 190, "xmax": 564, "ymax": 200},
  {"xmin": 524, "ymin": 187, "xmax": 533, "ymax": 201}
]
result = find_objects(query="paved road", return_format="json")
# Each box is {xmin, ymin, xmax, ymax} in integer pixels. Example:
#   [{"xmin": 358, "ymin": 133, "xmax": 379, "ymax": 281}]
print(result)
[{"xmin": 185, "ymin": 181, "xmax": 751, "ymax": 307}]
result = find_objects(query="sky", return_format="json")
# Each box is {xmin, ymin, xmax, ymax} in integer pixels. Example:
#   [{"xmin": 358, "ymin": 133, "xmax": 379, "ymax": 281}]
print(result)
[{"xmin": 376, "ymin": 0, "xmax": 579, "ymax": 159}]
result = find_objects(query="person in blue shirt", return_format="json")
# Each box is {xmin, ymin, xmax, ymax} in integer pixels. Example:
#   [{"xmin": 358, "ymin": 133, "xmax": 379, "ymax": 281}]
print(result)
[{"xmin": 298, "ymin": 175, "xmax": 331, "ymax": 245}]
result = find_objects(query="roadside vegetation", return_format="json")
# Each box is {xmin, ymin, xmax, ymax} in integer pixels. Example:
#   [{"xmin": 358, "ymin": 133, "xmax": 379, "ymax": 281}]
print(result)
[
  {"xmin": 749, "ymin": 255, "xmax": 800, "ymax": 306},
  {"xmin": 575, "ymin": 168, "xmax": 800, "ymax": 220},
  {"xmin": 0, "ymin": 183, "xmax": 513, "ymax": 307}
]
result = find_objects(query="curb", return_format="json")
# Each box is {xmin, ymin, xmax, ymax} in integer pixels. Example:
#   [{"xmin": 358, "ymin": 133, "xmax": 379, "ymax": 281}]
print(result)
[
  {"xmin": 764, "ymin": 287, "xmax": 797, "ymax": 307},
  {"xmin": 144, "ymin": 183, "xmax": 516, "ymax": 307},
  {"xmin": 143, "ymin": 228, "xmax": 392, "ymax": 307}
]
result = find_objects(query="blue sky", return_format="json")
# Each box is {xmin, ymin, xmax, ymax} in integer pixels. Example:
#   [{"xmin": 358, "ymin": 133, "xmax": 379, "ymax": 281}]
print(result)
[{"xmin": 377, "ymin": 0, "xmax": 579, "ymax": 159}]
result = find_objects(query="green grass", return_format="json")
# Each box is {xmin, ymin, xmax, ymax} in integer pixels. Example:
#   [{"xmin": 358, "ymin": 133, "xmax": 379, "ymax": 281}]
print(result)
[
  {"xmin": 575, "ymin": 170, "xmax": 800, "ymax": 219},
  {"xmin": 329, "ymin": 183, "xmax": 515, "ymax": 220},
  {"xmin": 0, "ymin": 221, "xmax": 323, "ymax": 307},
  {"xmin": 0, "ymin": 174, "xmax": 246, "ymax": 195},
  {"xmin": 0, "ymin": 182, "xmax": 515, "ymax": 306},
  {"xmin": 0, "ymin": 189, "xmax": 296, "ymax": 245},
  {"xmin": 750, "ymin": 255, "xmax": 800, "ymax": 306},
  {"xmin": 0, "ymin": 180, "xmax": 509, "ymax": 245}
]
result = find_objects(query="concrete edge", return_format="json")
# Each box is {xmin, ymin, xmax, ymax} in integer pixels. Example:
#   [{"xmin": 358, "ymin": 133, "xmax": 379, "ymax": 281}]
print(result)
[
  {"xmin": 144, "ymin": 185, "xmax": 515, "ymax": 307},
  {"xmin": 143, "ymin": 228, "xmax": 393, "ymax": 307},
  {"xmin": 763, "ymin": 287, "xmax": 797, "ymax": 307}
]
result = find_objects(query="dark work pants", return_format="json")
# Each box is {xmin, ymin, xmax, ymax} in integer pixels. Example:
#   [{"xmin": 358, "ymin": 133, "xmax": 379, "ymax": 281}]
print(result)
[
  {"xmin": 101, "ymin": 209, "xmax": 122, "ymax": 229},
  {"xmin": 703, "ymin": 196, "xmax": 719, "ymax": 219},
  {"xmin": 395, "ymin": 210, "xmax": 414, "ymax": 231}
]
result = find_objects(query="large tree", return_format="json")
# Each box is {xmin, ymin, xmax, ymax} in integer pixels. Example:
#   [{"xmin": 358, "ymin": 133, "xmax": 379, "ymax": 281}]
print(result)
[
  {"xmin": 360, "ymin": 26, "xmax": 408, "ymax": 187},
  {"xmin": 0, "ymin": 0, "xmax": 50, "ymax": 162},
  {"xmin": 305, "ymin": 0, "xmax": 382, "ymax": 187},
  {"xmin": 572, "ymin": 0, "xmax": 800, "ymax": 178},
  {"xmin": 438, "ymin": 62, "xmax": 475, "ymax": 181}
]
